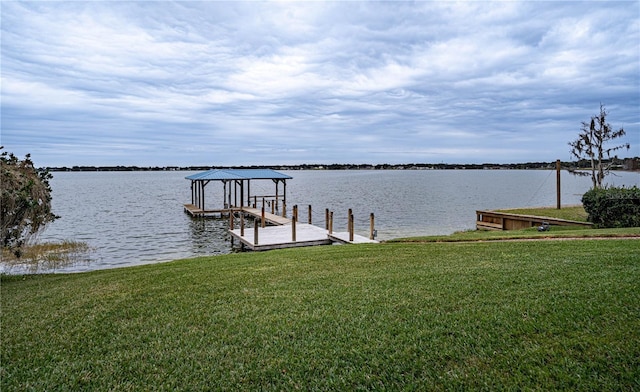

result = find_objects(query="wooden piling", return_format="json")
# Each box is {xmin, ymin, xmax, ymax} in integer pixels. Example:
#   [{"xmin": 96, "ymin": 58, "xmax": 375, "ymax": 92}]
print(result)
[
  {"xmin": 369, "ymin": 213, "xmax": 375, "ymax": 240},
  {"xmin": 229, "ymin": 211, "xmax": 234, "ymax": 230},
  {"xmin": 254, "ymin": 219, "xmax": 259, "ymax": 245},
  {"xmin": 308, "ymin": 205, "xmax": 312, "ymax": 224},
  {"xmin": 325, "ymin": 208, "xmax": 329, "ymax": 230},
  {"xmin": 556, "ymin": 159, "xmax": 561, "ymax": 209},
  {"xmin": 329, "ymin": 211, "xmax": 333, "ymax": 234},
  {"xmin": 240, "ymin": 212, "xmax": 245, "ymax": 236},
  {"xmin": 292, "ymin": 206, "xmax": 297, "ymax": 242},
  {"xmin": 261, "ymin": 206, "xmax": 266, "ymax": 228},
  {"xmin": 349, "ymin": 213, "xmax": 354, "ymax": 242}
]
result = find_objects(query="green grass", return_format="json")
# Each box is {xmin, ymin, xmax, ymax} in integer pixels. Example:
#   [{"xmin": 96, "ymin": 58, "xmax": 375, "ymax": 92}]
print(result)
[
  {"xmin": 2, "ymin": 239, "xmax": 639, "ymax": 390},
  {"xmin": 391, "ymin": 226, "xmax": 640, "ymax": 243},
  {"xmin": 495, "ymin": 205, "xmax": 589, "ymax": 222}
]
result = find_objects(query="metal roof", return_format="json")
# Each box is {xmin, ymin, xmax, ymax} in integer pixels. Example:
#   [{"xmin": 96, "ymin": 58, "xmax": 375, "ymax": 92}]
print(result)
[{"xmin": 185, "ymin": 169, "xmax": 292, "ymax": 181}]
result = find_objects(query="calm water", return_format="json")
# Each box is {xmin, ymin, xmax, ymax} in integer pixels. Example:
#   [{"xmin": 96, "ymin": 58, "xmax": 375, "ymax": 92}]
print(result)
[{"xmin": 3, "ymin": 170, "xmax": 638, "ymax": 274}]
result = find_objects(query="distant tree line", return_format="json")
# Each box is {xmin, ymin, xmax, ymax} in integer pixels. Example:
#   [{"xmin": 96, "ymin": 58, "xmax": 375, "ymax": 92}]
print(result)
[{"xmin": 45, "ymin": 158, "xmax": 639, "ymax": 172}]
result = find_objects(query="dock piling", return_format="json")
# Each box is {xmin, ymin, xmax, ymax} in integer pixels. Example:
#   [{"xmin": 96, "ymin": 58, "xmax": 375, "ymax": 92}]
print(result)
[
  {"xmin": 349, "ymin": 213, "xmax": 354, "ymax": 242},
  {"xmin": 254, "ymin": 219, "xmax": 259, "ymax": 245},
  {"xmin": 325, "ymin": 208, "xmax": 329, "ymax": 230},
  {"xmin": 329, "ymin": 211, "xmax": 333, "ymax": 234},
  {"xmin": 370, "ymin": 213, "xmax": 375, "ymax": 240},
  {"xmin": 292, "ymin": 206, "xmax": 297, "ymax": 242}
]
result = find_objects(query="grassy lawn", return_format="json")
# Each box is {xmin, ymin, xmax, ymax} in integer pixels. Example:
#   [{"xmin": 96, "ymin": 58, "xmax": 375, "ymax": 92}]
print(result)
[
  {"xmin": 391, "ymin": 226, "xmax": 640, "ymax": 243},
  {"xmin": 495, "ymin": 205, "xmax": 589, "ymax": 222},
  {"xmin": 2, "ymin": 238, "xmax": 639, "ymax": 390}
]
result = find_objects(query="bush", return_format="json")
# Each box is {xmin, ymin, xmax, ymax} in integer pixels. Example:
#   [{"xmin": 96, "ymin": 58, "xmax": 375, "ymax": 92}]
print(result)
[
  {"xmin": 582, "ymin": 186, "xmax": 640, "ymax": 228},
  {"xmin": 1, "ymin": 148, "xmax": 58, "ymax": 255}
]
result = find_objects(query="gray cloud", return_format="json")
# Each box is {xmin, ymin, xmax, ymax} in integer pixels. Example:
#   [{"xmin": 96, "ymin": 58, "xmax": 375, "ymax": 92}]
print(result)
[{"xmin": 1, "ymin": 1, "xmax": 638, "ymax": 166}]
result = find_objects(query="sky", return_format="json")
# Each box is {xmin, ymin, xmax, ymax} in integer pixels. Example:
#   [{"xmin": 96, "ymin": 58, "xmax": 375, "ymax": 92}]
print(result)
[{"xmin": 1, "ymin": 1, "xmax": 639, "ymax": 167}]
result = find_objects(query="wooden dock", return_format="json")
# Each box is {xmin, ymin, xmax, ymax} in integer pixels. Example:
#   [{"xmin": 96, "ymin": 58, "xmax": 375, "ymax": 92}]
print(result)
[
  {"xmin": 229, "ymin": 223, "xmax": 377, "ymax": 251},
  {"xmin": 476, "ymin": 210, "xmax": 593, "ymax": 231},
  {"xmin": 228, "ymin": 206, "xmax": 378, "ymax": 251},
  {"xmin": 240, "ymin": 207, "xmax": 291, "ymax": 225},
  {"xmin": 183, "ymin": 204, "xmax": 230, "ymax": 218}
]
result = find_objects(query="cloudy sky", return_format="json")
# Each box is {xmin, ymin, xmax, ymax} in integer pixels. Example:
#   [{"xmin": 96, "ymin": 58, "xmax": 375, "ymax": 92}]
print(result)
[{"xmin": 2, "ymin": 1, "xmax": 638, "ymax": 167}]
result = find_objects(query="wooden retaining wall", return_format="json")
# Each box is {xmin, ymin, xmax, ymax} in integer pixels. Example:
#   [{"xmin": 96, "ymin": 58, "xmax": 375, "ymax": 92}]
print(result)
[{"xmin": 476, "ymin": 210, "xmax": 593, "ymax": 231}]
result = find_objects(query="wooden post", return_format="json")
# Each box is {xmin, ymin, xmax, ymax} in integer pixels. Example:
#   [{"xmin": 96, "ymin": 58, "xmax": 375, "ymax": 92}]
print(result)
[
  {"xmin": 240, "ymin": 212, "xmax": 245, "ymax": 236},
  {"xmin": 261, "ymin": 206, "xmax": 266, "ymax": 228},
  {"xmin": 348, "ymin": 209, "xmax": 352, "ymax": 231},
  {"xmin": 292, "ymin": 208, "xmax": 297, "ymax": 242},
  {"xmin": 325, "ymin": 208, "xmax": 329, "ymax": 230},
  {"xmin": 329, "ymin": 211, "xmax": 333, "ymax": 234},
  {"xmin": 294, "ymin": 205, "xmax": 298, "ymax": 222},
  {"xmin": 349, "ymin": 213, "xmax": 354, "ymax": 242},
  {"xmin": 254, "ymin": 219, "xmax": 259, "ymax": 245},
  {"xmin": 271, "ymin": 202, "xmax": 275, "ymax": 215},
  {"xmin": 282, "ymin": 202, "xmax": 286, "ymax": 218},
  {"xmin": 308, "ymin": 205, "xmax": 312, "ymax": 224},
  {"xmin": 556, "ymin": 159, "xmax": 561, "ymax": 209},
  {"xmin": 229, "ymin": 210, "xmax": 234, "ymax": 230},
  {"xmin": 369, "ymin": 213, "xmax": 375, "ymax": 240}
]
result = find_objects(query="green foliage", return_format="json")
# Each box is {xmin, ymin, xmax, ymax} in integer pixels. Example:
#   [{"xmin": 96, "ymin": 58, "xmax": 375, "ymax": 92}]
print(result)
[
  {"xmin": 2, "ymin": 240, "xmax": 639, "ymax": 390},
  {"xmin": 0, "ymin": 147, "xmax": 58, "ymax": 255},
  {"xmin": 582, "ymin": 186, "xmax": 640, "ymax": 228}
]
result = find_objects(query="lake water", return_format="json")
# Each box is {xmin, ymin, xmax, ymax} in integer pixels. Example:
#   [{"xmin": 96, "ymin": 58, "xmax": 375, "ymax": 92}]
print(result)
[{"xmin": 3, "ymin": 169, "xmax": 638, "ymax": 274}]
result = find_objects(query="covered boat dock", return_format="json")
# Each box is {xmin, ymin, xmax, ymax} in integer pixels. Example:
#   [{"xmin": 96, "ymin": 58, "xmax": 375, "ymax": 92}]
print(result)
[{"xmin": 184, "ymin": 168, "xmax": 292, "ymax": 217}]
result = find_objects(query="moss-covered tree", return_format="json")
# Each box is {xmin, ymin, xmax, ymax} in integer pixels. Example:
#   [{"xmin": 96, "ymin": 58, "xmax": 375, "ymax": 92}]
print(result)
[{"xmin": 568, "ymin": 104, "xmax": 630, "ymax": 189}]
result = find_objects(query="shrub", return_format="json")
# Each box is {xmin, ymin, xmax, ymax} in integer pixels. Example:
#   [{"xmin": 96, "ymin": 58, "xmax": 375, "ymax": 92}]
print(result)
[
  {"xmin": 582, "ymin": 186, "xmax": 640, "ymax": 228},
  {"xmin": 1, "ymin": 148, "xmax": 58, "ymax": 255}
]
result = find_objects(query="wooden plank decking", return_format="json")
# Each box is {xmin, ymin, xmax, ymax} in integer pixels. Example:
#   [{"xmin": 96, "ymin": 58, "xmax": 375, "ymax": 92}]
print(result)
[
  {"xmin": 476, "ymin": 210, "xmax": 593, "ymax": 231},
  {"xmin": 186, "ymin": 203, "xmax": 379, "ymax": 251},
  {"xmin": 183, "ymin": 204, "xmax": 231, "ymax": 217},
  {"xmin": 240, "ymin": 207, "xmax": 292, "ymax": 226},
  {"xmin": 229, "ymin": 223, "xmax": 378, "ymax": 251}
]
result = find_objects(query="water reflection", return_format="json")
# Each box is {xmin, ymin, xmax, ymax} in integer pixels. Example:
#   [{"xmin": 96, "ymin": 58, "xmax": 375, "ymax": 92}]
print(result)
[{"xmin": 188, "ymin": 217, "xmax": 234, "ymax": 255}]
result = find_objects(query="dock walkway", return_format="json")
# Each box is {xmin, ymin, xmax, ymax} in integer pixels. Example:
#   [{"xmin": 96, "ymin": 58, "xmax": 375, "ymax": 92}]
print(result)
[
  {"xmin": 229, "ymin": 223, "xmax": 377, "ymax": 251},
  {"xmin": 241, "ymin": 207, "xmax": 292, "ymax": 226},
  {"xmin": 233, "ymin": 207, "xmax": 378, "ymax": 251}
]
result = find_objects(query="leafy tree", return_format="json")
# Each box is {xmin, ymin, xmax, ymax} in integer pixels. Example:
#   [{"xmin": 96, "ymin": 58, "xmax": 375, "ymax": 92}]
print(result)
[
  {"xmin": 568, "ymin": 104, "xmax": 630, "ymax": 189},
  {"xmin": 1, "ymin": 147, "xmax": 58, "ymax": 256}
]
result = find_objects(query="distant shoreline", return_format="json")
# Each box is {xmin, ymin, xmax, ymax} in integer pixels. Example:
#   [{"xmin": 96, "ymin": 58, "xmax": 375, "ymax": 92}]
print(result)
[{"xmin": 45, "ymin": 159, "xmax": 640, "ymax": 172}]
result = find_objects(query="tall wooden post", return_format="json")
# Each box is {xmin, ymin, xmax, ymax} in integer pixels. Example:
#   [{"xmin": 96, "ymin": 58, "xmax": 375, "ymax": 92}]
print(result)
[
  {"xmin": 556, "ymin": 159, "xmax": 561, "ymax": 209},
  {"xmin": 369, "ymin": 213, "xmax": 375, "ymax": 240},
  {"xmin": 292, "ymin": 207, "xmax": 297, "ymax": 242},
  {"xmin": 348, "ymin": 209, "xmax": 352, "ymax": 231},
  {"xmin": 329, "ymin": 211, "xmax": 333, "ymax": 234},
  {"xmin": 240, "ymin": 212, "xmax": 245, "ymax": 236},
  {"xmin": 254, "ymin": 219, "xmax": 259, "ymax": 245},
  {"xmin": 349, "ymin": 213, "xmax": 354, "ymax": 242},
  {"xmin": 325, "ymin": 208, "xmax": 329, "ymax": 230},
  {"xmin": 308, "ymin": 205, "xmax": 312, "ymax": 224},
  {"xmin": 229, "ymin": 211, "xmax": 234, "ymax": 230},
  {"xmin": 261, "ymin": 206, "xmax": 266, "ymax": 228}
]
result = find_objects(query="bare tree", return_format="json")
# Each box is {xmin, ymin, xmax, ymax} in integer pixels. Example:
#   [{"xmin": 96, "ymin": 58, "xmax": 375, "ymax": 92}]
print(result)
[{"xmin": 568, "ymin": 104, "xmax": 630, "ymax": 189}]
